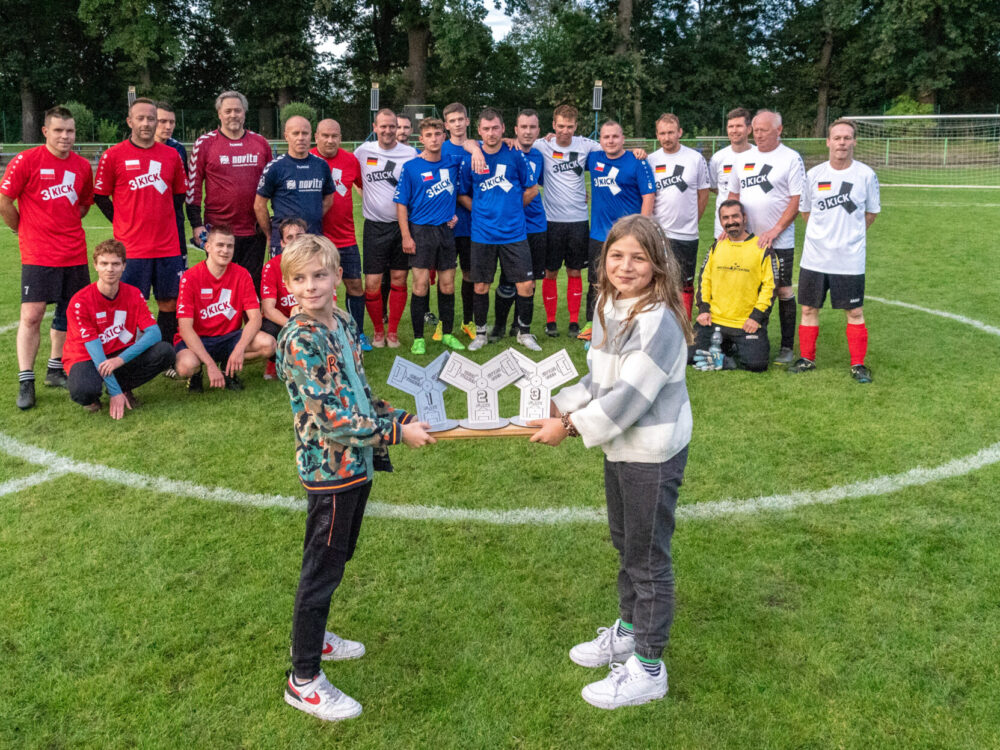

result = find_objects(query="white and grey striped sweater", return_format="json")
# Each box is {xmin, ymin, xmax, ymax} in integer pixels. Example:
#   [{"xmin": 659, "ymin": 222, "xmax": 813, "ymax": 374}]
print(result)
[{"xmin": 553, "ymin": 296, "xmax": 692, "ymax": 463}]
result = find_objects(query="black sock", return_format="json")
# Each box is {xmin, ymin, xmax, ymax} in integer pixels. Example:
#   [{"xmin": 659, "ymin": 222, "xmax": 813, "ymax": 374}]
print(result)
[
  {"xmin": 779, "ymin": 297, "xmax": 796, "ymax": 349},
  {"xmin": 494, "ymin": 291, "xmax": 514, "ymax": 332},
  {"xmin": 157, "ymin": 310, "xmax": 177, "ymax": 345},
  {"xmin": 347, "ymin": 293, "xmax": 366, "ymax": 333},
  {"xmin": 586, "ymin": 282, "xmax": 597, "ymax": 322},
  {"xmin": 462, "ymin": 279, "xmax": 475, "ymax": 324},
  {"xmin": 515, "ymin": 294, "xmax": 533, "ymax": 333},
  {"xmin": 473, "ymin": 292, "xmax": 489, "ymax": 329},
  {"xmin": 438, "ymin": 290, "xmax": 455, "ymax": 335},
  {"xmin": 411, "ymin": 292, "xmax": 429, "ymax": 338}
]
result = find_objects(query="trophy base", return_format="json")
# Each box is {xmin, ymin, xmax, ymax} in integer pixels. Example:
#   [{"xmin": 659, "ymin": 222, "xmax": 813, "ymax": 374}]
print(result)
[
  {"xmin": 459, "ymin": 418, "xmax": 510, "ymax": 430},
  {"xmin": 509, "ymin": 416, "xmax": 543, "ymax": 428},
  {"xmin": 426, "ymin": 419, "xmax": 460, "ymax": 433}
]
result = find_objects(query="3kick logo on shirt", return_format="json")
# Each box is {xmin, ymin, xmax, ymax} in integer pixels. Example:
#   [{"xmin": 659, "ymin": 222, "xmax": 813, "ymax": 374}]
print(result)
[
  {"xmin": 552, "ymin": 152, "xmax": 584, "ymax": 176},
  {"xmin": 365, "ymin": 160, "xmax": 399, "ymax": 187},
  {"xmin": 593, "ymin": 165, "xmax": 622, "ymax": 196},
  {"xmin": 427, "ymin": 169, "xmax": 454, "ymax": 198},
  {"xmin": 741, "ymin": 164, "xmax": 774, "ymax": 194},
  {"xmin": 128, "ymin": 161, "xmax": 168, "ymax": 194},
  {"xmin": 98, "ymin": 310, "xmax": 134, "ymax": 345},
  {"xmin": 200, "ymin": 288, "xmax": 237, "ymax": 321},
  {"xmin": 818, "ymin": 182, "xmax": 858, "ymax": 214},
  {"xmin": 479, "ymin": 164, "xmax": 513, "ymax": 193},
  {"xmin": 330, "ymin": 167, "xmax": 348, "ymax": 196},
  {"xmin": 40, "ymin": 171, "xmax": 79, "ymax": 203},
  {"xmin": 655, "ymin": 164, "xmax": 688, "ymax": 192}
]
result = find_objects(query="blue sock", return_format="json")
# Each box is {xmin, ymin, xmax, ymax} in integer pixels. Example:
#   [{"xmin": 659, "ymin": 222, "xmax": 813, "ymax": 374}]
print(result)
[
  {"xmin": 616, "ymin": 620, "xmax": 633, "ymax": 639},
  {"xmin": 636, "ymin": 654, "xmax": 662, "ymax": 677},
  {"xmin": 347, "ymin": 294, "xmax": 366, "ymax": 332}
]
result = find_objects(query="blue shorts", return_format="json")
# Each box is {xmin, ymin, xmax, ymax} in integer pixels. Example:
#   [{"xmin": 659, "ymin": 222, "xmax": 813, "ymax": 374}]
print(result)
[
  {"xmin": 122, "ymin": 255, "xmax": 185, "ymax": 300},
  {"xmin": 338, "ymin": 244, "xmax": 362, "ymax": 280},
  {"xmin": 174, "ymin": 328, "xmax": 243, "ymax": 362}
]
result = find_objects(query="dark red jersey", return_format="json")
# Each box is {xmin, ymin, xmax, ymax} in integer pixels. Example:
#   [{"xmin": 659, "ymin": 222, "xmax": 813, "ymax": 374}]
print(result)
[
  {"xmin": 63, "ymin": 282, "xmax": 156, "ymax": 372},
  {"xmin": 187, "ymin": 129, "xmax": 272, "ymax": 235},
  {"xmin": 176, "ymin": 260, "xmax": 259, "ymax": 343},
  {"xmin": 260, "ymin": 256, "xmax": 297, "ymax": 318},
  {"xmin": 94, "ymin": 140, "xmax": 186, "ymax": 259},
  {"xmin": 0, "ymin": 145, "xmax": 94, "ymax": 266},
  {"xmin": 309, "ymin": 147, "xmax": 362, "ymax": 248}
]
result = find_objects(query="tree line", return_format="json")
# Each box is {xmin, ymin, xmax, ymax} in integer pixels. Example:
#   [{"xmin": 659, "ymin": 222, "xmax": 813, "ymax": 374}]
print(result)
[{"xmin": 3, "ymin": 0, "xmax": 999, "ymax": 143}]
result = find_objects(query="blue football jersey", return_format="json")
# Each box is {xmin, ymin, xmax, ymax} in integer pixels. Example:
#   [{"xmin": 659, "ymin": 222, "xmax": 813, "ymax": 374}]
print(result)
[
  {"xmin": 587, "ymin": 151, "xmax": 655, "ymax": 242},
  {"xmin": 442, "ymin": 140, "xmax": 472, "ymax": 238},
  {"xmin": 522, "ymin": 147, "xmax": 547, "ymax": 234},
  {"xmin": 459, "ymin": 144, "xmax": 537, "ymax": 244},
  {"xmin": 394, "ymin": 156, "xmax": 461, "ymax": 226},
  {"xmin": 257, "ymin": 153, "xmax": 335, "ymax": 248}
]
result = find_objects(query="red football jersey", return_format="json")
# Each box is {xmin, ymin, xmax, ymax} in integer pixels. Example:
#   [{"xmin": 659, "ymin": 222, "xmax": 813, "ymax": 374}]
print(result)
[
  {"xmin": 0, "ymin": 145, "xmax": 94, "ymax": 266},
  {"xmin": 260, "ymin": 257, "xmax": 297, "ymax": 318},
  {"xmin": 176, "ymin": 260, "xmax": 259, "ymax": 343},
  {"xmin": 94, "ymin": 140, "xmax": 186, "ymax": 259},
  {"xmin": 63, "ymin": 282, "xmax": 157, "ymax": 373},
  {"xmin": 187, "ymin": 129, "xmax": 272, "ymax": 235},
  {"xmin": 310, "ymin": 147, "xmax": 362, "ymax": 248}
]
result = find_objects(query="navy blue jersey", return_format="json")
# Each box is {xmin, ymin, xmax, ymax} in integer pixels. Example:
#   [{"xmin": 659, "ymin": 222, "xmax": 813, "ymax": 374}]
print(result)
[
  {"xmin": 587, "ymin": 151, "xmax": 655, "ymax": 242},
  {"xmin": 459, "ymin": 144, "xmax": 537, "ymax": 244},
  {"xmin": 521, "ymin": 147, "xmax": 547, "ymax": 234},
  {"xmin": 394, "ymin": 156, "xmax": 461, "ymax": 226},
  {"xmin": 257, "ymin": 153, "xmax": 335, "ymax": 248},
  {"xmin": 442, "ymin": 140, "xmax": 472, "ymax": 238}
]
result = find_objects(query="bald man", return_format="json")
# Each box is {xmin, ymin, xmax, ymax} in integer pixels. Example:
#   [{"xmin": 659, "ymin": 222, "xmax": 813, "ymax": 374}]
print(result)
[
  {"xmin": 310, "ymin": 118, "xmax": 367, "ymax": 337},
  {"xmin": 255, "ymin": 116, "xmax": 335, "ymax": 255}
]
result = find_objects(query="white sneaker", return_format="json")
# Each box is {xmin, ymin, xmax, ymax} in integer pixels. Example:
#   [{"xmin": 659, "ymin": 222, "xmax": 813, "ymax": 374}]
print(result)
[
  {"xmin": 516, "ymin": 332, "xmax": 542, "ymax": 351},
  {"xmin": 283, "ymin": 670, "xmax": 362, "ymax": 721},
  {"xmin": 321, "ymin": 631, "xmax": 365, "ymax": 661},
  {"xmin": 468, "ymin": 333, "xmax": 488, "ymax": 351},
  {"xmin": 581, "ymin": 655, "xmax": 668, "ymax": 710},
  {"xmin": 569, "ymin": 619, "xmax": 635, "ymax": 667}
]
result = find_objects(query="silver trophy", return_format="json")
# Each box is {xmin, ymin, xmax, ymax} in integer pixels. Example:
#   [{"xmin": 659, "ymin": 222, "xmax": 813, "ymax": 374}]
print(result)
[
  {"xmin": 386, "ymin": 352, "xmax": 458, "ymax": 432},
  {"xmin": 437, "ymin": 349, "xmax": 523, "ymax": 429},
  {"xmin": 508, "ymin": 349, "xmax": 579, "ymax": 427}
]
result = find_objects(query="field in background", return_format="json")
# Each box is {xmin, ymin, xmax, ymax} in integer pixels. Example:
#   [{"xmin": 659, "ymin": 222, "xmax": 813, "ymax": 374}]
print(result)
[{"xmin": 1, "ymin": 188, "xmax": 1000, "ymax": 748}]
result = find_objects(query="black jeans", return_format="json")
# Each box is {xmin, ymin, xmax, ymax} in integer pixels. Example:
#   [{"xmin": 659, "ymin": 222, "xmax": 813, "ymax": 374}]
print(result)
[
  {"xmin": 604, "ymin": 446, "xmax": 688, "ymax": 661},
  {"xmin": 290, "ymin": 482, "xmax": 371, "ymax": 679},
  {"xmin": 67, "ymin": 341, "xmax": 175, "ymax": 405}
]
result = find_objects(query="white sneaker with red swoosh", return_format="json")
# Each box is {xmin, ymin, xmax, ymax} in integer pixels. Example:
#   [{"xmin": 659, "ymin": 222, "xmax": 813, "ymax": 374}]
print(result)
[
  {"xmin": 284, "ymin": 671, "xmax": 362, "ymax": 721},
  {"xmin": 321, "ymin": 631, "xmax": 365, "ymax": 661}
]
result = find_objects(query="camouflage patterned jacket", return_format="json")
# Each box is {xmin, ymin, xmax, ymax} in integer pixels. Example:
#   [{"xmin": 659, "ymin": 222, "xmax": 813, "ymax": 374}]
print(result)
[{"xmin": 277, "ymin": 311, "xmax": 412, "ymax": 493}]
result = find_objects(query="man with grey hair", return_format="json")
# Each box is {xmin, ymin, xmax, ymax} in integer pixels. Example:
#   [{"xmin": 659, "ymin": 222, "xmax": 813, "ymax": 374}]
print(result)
[
  {"xmin": 727, "ymin": 109, "xmax": 805, "ymax": 364},
  {"xmin": 186, "ymin": 90, "xmax": 273, "ymax": 292}
]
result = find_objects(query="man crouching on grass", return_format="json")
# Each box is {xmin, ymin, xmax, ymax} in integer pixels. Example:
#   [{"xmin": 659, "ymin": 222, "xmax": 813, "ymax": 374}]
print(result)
[
  {"xmin": 276, "ymin": 233, "xmax": 435, "ymax": 721},
  {"xmin": 174, "ymin": 224, "xmax": 275, "ymax": 391},
  {"xmin": 63, "ymin": 239, "xmax": 175, "ymax": 417}
]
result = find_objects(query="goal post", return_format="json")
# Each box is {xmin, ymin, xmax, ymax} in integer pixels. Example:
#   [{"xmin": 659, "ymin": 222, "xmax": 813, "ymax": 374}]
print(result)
[{"xmin": 845, "ymin": 114, "xmax": 1000, "ymax": 188}]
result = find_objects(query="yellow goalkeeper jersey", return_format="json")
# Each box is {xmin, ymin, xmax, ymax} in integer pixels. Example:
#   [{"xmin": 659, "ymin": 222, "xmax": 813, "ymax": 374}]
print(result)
[{"xmin": 694, "ymin": 234, "xmax": 777, "ymax": 329}]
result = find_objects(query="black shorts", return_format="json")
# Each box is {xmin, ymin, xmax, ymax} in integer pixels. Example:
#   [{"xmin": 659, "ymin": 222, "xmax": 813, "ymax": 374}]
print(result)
[
  {"xmin": 691, "ymin": 322, "xmax": 770, "ymax": 372},
  {"xmin": 587, "ymin": 237, "xmax": 605, "ymax": 278},
  {"xmin": 261, "ymin": 318, "xmax": 283, "ymax": 339},
  {"xmin": 337, "ymin": 243, "xmax": 362, "ymax": 280},
  {"xmin": 362, "ymin": 220, "xmax": 408, "ymax": 275},
  {"xmin": 233, "ymin": 233, "xmax": 266, "ymax": 290},
  {"xmin": 470, "ymin": 240, "xmax": 534, "ymax": 284},
  {"xmin": 122, "ymin": 255, "xmax": 186, "ymax": 300},
  {"xmin": 21, "ymin": 264, "xmax": 90, "ymax": 305},
  {"xmin": 669, "ymin": 238, "xmax": 699, "ymax": 288},
  {"xmin": 455, "ymin": 235, "xmax": 471, "ymax": 273},
  {"xmin": 527, "ymin": 231, "xmax": 547, "ymax": 281},
  {"xmin": 546, "ymin": 221, "xmax": 589, "ymax": 272},
  {"xmin": 409, "ymin": 224, "xmax": 457, "ymax": 271},
  {"xmin": 773, "ymin": 246, "xmax": 795, "ymax": 288},
  {"xmin": 175, "ymin": 328, "xmax": 243, "ymax": 362},
  {"xmin": 798, "ymin": 268, "xmax": 865, "ymax": 310}
]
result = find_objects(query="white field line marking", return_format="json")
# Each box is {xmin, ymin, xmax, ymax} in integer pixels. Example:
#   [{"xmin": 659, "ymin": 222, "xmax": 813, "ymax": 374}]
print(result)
[
  {"xmin": 0, "ymin": 468, "xmax": 68, "ymax": 497},
  {"xmin": 0, "ymin": 297, "xmax": 998, "ymax": 524},
  {"xmin": 881, "ymin": 202, "xmax": 1000, "ymax": 209},
  {"xmin": 0, "ymin": 311, "xmax": 53, "ymax": 336}
]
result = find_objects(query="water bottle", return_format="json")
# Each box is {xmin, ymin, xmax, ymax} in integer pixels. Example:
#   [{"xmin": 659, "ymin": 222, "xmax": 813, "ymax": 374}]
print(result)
[{"xmin": 709, "ymin": 327, "xmax": 723, "ymax": 360}]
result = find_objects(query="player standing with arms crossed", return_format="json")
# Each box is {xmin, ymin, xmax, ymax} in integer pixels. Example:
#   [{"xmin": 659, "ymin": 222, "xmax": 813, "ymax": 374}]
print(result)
[
  {"xmin": 93, "ymin": 98, "xmax": 187, "ymax": 360},
  {"xmin": 1, "ymin": 105, "xmax": 95, "ymax": 408},
  {"xmin": 728, "ymin": 110, "xmax": 805, "ymax": 364},
  {"xmin": 530, "ymin": 214, "xmax": 692, "ymax": 709},
  {"xmin": 789, "ymin": 119, "xmax": 880, "ymax": 382},
  {"xmin": 276, "ymin": 233, "xmax": 434, "ymax": 722},
  {"xmin": 646, "ymin": 113, "xmax": 710, "ymax": 318}
]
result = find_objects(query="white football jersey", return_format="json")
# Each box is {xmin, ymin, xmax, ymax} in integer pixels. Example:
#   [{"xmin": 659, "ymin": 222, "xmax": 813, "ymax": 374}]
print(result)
[
  {"xmin": 708, "ymin": 144, "xmax": 751, "ymax": 237},
  {"xmin": 728, "ymin": 143, "xmax": 805, "ymax": 249},
  {"xmin": 646, "ymin": 145, "xmax": 710, "ymax": 241},
  {"xmin": 533, "ymin": 136, "xmax": 602, "ymax": 223},
  {"xmin": 800, "ymin": 159, "xmax": 880, "ymax": 275},
  {"xmin": 354, "ymin": 140, "xmax": 417, "ymax": 222}
]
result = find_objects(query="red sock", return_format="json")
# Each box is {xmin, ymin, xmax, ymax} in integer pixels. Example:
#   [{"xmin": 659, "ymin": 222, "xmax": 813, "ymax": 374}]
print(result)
[
  {"xmin": 365, "ymin": 291, "xmax": 384, "ymax": 335},
  {"xmin": 429, "ymin": 269, "xmax": 437, "ymax": 285},
  {"xmin": 846, "ymin": 323, "xmax": 868, "ymax": 366},
  {"xmin": 542, "ymin": 278, "xmax": 558, "ymax": 323},
  {"xmin": 799, "ymin": 324, "xmax": 818, "ymax": 361},
  {"xmin": 388, "ymin": 284, "xmax": 407, "ymax": 334},
  {"xmin": 681, "ymin": 288, "xmax": 694, "ymax": 318},
  {"xmin": 567, "ymin": 276, "xmax": 582, "ymax": 323}
]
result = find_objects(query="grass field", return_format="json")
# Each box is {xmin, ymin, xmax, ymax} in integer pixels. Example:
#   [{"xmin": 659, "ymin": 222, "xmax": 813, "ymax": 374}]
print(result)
[{"xmin": 2, "ymin": 188, "xmax": 1000, "ymax": 748}]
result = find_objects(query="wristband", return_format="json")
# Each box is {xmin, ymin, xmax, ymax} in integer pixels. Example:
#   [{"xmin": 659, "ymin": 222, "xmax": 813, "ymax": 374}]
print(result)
[{"xmin": 560, "ymin": 412, "xmax": 580, "ymax": 438}]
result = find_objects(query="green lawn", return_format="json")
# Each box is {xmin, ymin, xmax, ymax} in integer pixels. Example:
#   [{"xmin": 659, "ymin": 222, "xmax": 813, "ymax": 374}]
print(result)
[{"xmin": 1, "ymin": 188, "xmax": 999, "ymax": 748}]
